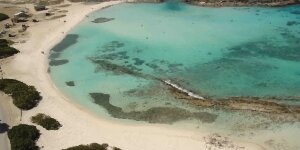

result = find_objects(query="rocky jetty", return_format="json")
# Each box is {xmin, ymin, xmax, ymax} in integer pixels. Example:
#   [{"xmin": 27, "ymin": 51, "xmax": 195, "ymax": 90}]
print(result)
[{"xmin": 163, "ymin": 79, "xmax": 300, "ymax": 115}]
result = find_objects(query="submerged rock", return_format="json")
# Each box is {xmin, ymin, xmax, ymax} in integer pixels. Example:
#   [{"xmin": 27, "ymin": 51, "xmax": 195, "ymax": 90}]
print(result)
[
  {"xmin": 226, "ymin": 33, "xmax": 300, "ymax": 61},
  {"xmin": 290, "ymin": 10, "xmax": 300, "ymax": 15},
  {"xmin": 87, "ymin": 57, "xmax": 150, "ymax": 78},
  {"xmin": 65, "ymin": 81, "xmax": 75, "ymax": 86},
  {"xmin": 132, "ymin": 58, "xmax": 145, "ymax": 66},
  {"xmin": 286, "ymin": 21, "xmax": 300, "ymax": 26},
  {"xmin": 51, "ymin": 34, "xmax": 79, "ymax": 52},
  {"xmin": 91, "ymin": 17, "xmax": 114, "ymax": 23},
  {"xmin": 49, "ymin": 52, "xmax": 61, "ymax": 59},
  {"xmin": 49, "ymin": 59, "xmax": 69, "ymax": 66},
  {"xmin": 89, "ymin": 92, "xmax": 218, "ymax": 124},
  {"xmin": 99, "ymin": 41, "xmax": 125, "ymax": 52},
  {"xmin": 166, "ymin": 81, "xmax": 300, "ymax": 115}
]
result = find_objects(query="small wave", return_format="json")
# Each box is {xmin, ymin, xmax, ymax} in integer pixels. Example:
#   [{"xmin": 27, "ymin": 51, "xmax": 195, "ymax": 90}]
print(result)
[{"xmin": 162, "ymin": 79, "xmax": 205, "ymax": 100}]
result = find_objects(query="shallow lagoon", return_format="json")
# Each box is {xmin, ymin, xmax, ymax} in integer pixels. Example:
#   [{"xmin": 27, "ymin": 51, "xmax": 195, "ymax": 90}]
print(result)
[{"xmin": 50, "ymin": 3, "xmax": 300, "ymax": 149}]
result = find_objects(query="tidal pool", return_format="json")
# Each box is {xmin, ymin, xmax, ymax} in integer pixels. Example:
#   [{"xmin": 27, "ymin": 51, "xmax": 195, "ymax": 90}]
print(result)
[{"xmin": 49, "ymin": 2, "xmax": 300, "ymax": 149}]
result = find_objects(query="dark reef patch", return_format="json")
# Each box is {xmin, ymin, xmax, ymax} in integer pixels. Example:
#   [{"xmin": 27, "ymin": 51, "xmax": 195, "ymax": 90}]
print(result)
[
  {"xmin": 145, "ymin": 63, "xmax": 160, "ymax": 70},
  {"xmin": 286, "ymin": 21, "xmax": 300, "ymax": 26},
  {"xmin": 48, "ymin": 52, "xmax": 61, "ymax": 59},
  {"xmin": 99, "ymin": 41, "xmax": 125, "ymax": 53},
  {"xmin": 49, "ymin": 59, "xmax": 69, "ymax": 66},
  {"xmin": 145, "ymin": 59, "xmax": 183, "ymax": 74},
  {"xmin": 51, "ymin": 34, "xmax": 79, "ymax": 52},
  {"xmin": 186, "ymin": 58, "xmax": 275, "ymax": 81},
  {"xmin": 91, "ymin": 17, "xmax": 114, "ymax": 23},
  {"xmin": 226, "ymin": 31, "xmax": 300, "ymax": 61},
  {"xmin": 132, "ymin": 58, "xmax": 145, "ymax": 66},
  {"xmin": 165, "ymin": 0, "xmax": 183, "ymax": 11},
  {"xmin": 99, "ymin": 51, "xmax": 129, "ymax": 60},
  {"xmin": 65, "ymin": 81, "xmax": 75, "ymax": 86},
  {"xmin": 87, "ymin": 57, "xmax": 147, "ymax": 78},
  {"xmin": 90, "ymin": 92, "xmax": 217, "ymax": 124},
  {"xmin": 92, "ymin": 41, "xmax": 185, "ymax": 76},
  {"xmin": 290, "ymin": 10, "xmax": 300, "ymax": 15}
]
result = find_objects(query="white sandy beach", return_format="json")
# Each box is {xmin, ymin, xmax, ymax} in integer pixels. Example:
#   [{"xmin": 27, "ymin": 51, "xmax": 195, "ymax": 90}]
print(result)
[{"xmin": 0, "ymin": 1, "xmax": 264, "ymax": 150}]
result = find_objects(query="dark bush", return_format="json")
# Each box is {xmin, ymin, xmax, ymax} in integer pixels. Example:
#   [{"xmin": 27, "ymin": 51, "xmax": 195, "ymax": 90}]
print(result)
[
  {"xmin": 31, "ymin": 113, "xmax": 62, "ymax": 130},
  {"xmin": 7, "ymin": 124, "xmax": 40, "ymax": 150},
  {"xmin": 63, "ymin": 143, "xmax": 121, "ymax": 150},
  {"xmin": 0, "ymin": 13, "xmax": 9, "ymax": 21},
  {"xmin": 113, "ymin": 147, "xmax": 122, "ymax": 150},
  {"xmin": 0, "ymin": 79, "xmax": 41, "ymax": 110},
  {"xmin": 0, "ymin": 39, "xmax": 19, "ymax": 59}
]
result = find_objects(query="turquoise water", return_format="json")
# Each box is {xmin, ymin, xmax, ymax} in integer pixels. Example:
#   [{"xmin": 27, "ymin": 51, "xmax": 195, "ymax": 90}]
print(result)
[{"xmin": 49, "ymin": 3, "xmax": 300, "ymax": 149}]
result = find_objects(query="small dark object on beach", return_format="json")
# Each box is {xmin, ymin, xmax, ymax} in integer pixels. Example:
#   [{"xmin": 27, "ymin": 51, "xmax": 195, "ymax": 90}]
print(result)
[
  {"xmin": 8, "ymin": 34, "xmax": 16, "ymax": 37},
  {"xmin": 32, "ymin": 19, "xmax": 39, "ymax": 22},
  {"xmin": 0, "ymin": 122, "xmax": 9, "ymax": 133},
  {"xmin": 34, "ymin": 5, "xmax": 47, "ymax": 11},
  {"xmin": 45, "ymin": 12, "xmax": 53, "ymax": 16}
]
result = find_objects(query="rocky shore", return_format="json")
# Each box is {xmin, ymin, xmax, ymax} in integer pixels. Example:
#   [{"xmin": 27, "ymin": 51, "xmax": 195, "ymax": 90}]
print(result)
[{"xmin": 164, "ymin": 80, "xmax": 300, "ymax": 116}]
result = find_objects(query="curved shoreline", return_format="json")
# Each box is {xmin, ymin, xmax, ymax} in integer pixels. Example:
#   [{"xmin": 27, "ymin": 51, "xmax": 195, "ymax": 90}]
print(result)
[{"xmin": 1, "ymin": 1, "xmax": 266, "ymax": 150}]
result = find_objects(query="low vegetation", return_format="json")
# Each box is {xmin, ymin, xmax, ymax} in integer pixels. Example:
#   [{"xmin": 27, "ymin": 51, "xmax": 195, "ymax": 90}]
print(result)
[
  {"xmin": 0, "ymin": 79, "xmax": 41, "ymax": 110},
  {"xmin": 0, "ymin": 13, "xmax": 9, "ymax": 21},
  {"xmin": 31, "ymin": 113, "xmax": 62, "ymax": 130},
  {"xmin": 63, "ymin": 143, "xmax": 122, "ymax": 150},
  {"xmin": 7, "ymin": 124, "xmax": 40, "ymax": 150},
  {"xmin": 0, "ymin": 39, "xmax": 20, "ymax": 59}
]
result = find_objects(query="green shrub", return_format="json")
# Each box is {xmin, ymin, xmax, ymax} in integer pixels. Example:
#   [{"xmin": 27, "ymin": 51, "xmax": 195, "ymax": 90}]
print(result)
[
  {"xmin": 31, "ymin": 113, "xmax": 62, "ymax": 130},
  {"xmin": 0, "ymin": 13, "xmax": 9, "ymax": 21},
  {"xmin": 0, "ymin": 79, "xmax": 41, "ymax": 110},
  {"xmin": 0, "ymin": 39, "xmax": 19, "ymax": 59},
  {"xmin": 63, "ymin": 143, "xmax": 121, "ymax": 150},
  {"xmin": 7, "ymin": 124, "xmax": 40, "ymax": 150}
]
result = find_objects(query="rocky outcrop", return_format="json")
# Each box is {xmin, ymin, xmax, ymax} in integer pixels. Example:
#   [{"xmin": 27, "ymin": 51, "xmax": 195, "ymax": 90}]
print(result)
[{"xmin": 164, "ymin": 80, "xmax": 300, "ymax": 115}]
